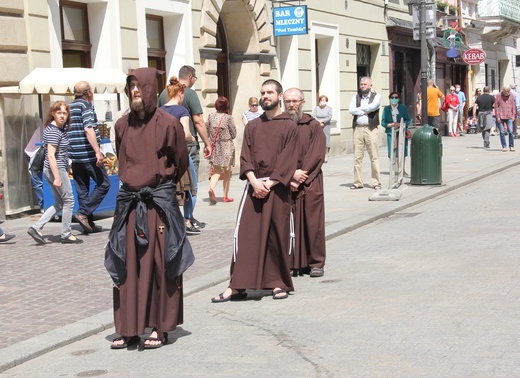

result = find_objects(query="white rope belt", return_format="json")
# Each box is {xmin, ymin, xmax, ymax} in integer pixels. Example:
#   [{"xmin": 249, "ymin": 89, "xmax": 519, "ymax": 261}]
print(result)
[{"xmin": 232, "ymin": 177, "xmax": 294, "ymax": 262}]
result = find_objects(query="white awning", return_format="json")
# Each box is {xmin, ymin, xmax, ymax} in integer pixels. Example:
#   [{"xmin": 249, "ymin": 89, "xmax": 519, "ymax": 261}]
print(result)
[{"xmin": 19, "ymin": 67, "xmax": 127, "ymax": 95}]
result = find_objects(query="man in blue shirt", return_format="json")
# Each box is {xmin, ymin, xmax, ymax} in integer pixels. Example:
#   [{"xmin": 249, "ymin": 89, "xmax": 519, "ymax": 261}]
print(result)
[
  {"xmin": 68, "ymin": 81, "xmax": 110, "ymax": 233},
  {"xmin": 455, "ymin": 84, "xmax": 466, "ymax": 135}
]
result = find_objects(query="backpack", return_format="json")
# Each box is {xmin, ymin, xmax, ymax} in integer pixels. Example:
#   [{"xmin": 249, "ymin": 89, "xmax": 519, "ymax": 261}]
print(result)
[{"xmin": 29, "ymin": 144, "xmax": 46, "ymax": 175}]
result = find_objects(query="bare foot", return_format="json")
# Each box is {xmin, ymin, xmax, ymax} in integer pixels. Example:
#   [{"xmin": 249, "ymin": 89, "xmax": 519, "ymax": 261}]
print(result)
[{"xmin": 144, "ymin": 330, "xmax": 165, "ymax": 348}]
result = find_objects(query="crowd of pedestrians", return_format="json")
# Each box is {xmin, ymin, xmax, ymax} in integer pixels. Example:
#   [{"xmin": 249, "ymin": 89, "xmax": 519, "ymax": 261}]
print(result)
[{"xmin": 4, "ymin": 65, "xmax": 520, "ymax": 354}]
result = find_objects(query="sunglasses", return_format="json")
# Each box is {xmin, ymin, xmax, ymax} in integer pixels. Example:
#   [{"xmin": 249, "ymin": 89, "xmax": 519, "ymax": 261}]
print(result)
[
  {"xmin": 390, "ymin": 96, "xmax": 399, "ymax": 99},
  {"xmin": 250, "ymin": 104, "xmax": 258, "ymax": 107}
]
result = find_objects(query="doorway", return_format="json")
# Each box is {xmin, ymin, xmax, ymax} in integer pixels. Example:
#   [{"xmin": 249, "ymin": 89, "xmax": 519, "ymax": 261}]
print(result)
[{"xmin": 216, "ymin": 18, "xmax": 230, "ymax": 101}]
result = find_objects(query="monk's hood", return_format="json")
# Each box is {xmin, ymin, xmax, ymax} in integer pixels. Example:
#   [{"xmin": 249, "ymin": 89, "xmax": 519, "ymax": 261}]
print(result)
[{"xmin": 125, "ymin": 67, "xmax": 159, "ymax": 117}]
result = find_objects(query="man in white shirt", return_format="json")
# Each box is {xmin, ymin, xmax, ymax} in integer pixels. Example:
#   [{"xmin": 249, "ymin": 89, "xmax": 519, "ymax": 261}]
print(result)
[{"xmin": 348, "ymin": 77, "xmax": 382, "ymax": 190}]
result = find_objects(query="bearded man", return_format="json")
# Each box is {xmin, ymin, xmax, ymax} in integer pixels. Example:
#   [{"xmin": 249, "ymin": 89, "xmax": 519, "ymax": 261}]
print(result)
[
  {"xmin": 105, "ymin": 67, "xmax": 194, "ymax": 350},
  {"xmin": 284, "ymin": 88, "xmax": 327, "ymax": 277},
  {"xmin": 211, "ymin": 79, "xmax": 300, "ymax": 302}
]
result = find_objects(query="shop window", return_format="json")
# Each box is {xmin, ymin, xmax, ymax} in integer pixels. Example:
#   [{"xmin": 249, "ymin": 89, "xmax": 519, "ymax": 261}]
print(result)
[
  {"xmin": 60, "ymin": 0, "xmax": 91, "ymax": 68},
  {"xmin": 146, "ymin": 15, "xmax": 166, "ymax": 95}
]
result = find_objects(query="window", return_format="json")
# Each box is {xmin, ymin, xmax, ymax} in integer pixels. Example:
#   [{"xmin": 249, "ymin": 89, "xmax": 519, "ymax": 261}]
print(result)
[
  {"xmin": 356, "ymin": 43, "xmax": 371, "ymax": 80},
  {"xmin": 60, "ymin": 0, "xmax": 91, "ymax": 68},
  {"xmin": 146, "ymin": 15, "xmax": 166, "ymax": 95}
]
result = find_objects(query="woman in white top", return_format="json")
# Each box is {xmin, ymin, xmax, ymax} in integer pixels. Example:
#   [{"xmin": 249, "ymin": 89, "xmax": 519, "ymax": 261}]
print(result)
[
  {"xmin": 312, "ymin": 95, "xmax": 333, "ymax": 162},
  {"xmin": 242, "ymin": 97, "xmax": 263, "ymax": 126}
]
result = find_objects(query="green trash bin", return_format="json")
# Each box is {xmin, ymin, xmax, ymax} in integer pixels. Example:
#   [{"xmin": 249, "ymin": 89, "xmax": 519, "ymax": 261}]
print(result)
[{"xmin": 410, "ymin": 125, "xmax": 442, "ymax": 185}]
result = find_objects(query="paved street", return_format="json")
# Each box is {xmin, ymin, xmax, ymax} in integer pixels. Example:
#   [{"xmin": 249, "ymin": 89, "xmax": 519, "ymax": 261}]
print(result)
[
  {"xmin": 0, "ymin": 132, "xmax": 519, "ymax": 375},
  {"xmin": 2, "ymin": 159, "xmax": 520, "ymax": 376}
]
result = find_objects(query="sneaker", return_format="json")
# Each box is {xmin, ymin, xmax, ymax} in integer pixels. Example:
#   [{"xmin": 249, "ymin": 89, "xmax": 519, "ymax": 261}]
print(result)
[
  {"xmin": 186, "ymin": 225, "xmax": 201, "ymax": 235},
  {"xmin": 190, "ymin": 218, "xmax": 206, "ymax": 229},
  {"xmin": 502, "ymin": 147, "xmax": 508, "ymax": 152},
  {"xmin": 484, "ymin": 143, "xmax": 490, "ymax": 149},
  {"xmin": 510, "ymin": 146, "xmax": 515, "ymax": 152},
  {"xmin": 310, "ymin": 267, "xmax": 324, "ymax": 277}
]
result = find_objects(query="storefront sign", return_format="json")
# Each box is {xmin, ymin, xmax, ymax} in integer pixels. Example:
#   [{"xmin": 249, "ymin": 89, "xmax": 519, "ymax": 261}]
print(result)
[
  {"xmin": 462, "ymin": 49, "xmax": 486, "ymax": 65},
  {"xmin": 273, "ymin": 6, "xmax": 308, "ymax": 37}
]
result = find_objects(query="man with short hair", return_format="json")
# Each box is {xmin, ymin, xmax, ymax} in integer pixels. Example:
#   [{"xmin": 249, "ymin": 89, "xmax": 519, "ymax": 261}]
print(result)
[
  {"xmin": 494, "ymin": 85, "xmax": 517, "ymax": 152},
  {"xmin": 473, "ymin": 86, "xmax": 495, "ymax": 149},
  {"xmin": 159, "ymin": 66, "xmax": 210, "ymax": 229},
  {"xmin": 425, "ymin": 79, "xmax": 445, "ymax": 129},
  {"xmin": 455, "ymin": 84, "xmax": 466, "ymax": 134},
  {"xmin": 68, "ymin": 81, "xmax": 110, "ymax": 233},
  {"xmin": 106, "ymin": 67, "xmax": 194, "ymax": 349},
  {"xmin": 349, "ymin": 76, "xmax": 382, "ymax": 190},
  {"xmin": 212, "ymin": 79, "xmax": 300, "ymax": 302},
  {"xmin": 284, "ymin": 87, "xmax": 326, "ymax": 278}
]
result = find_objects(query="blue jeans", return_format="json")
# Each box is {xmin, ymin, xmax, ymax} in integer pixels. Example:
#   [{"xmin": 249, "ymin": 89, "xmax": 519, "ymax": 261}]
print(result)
[
  {"xmin": 30, "ymin": 170, "xmax": 44, "ymax": 208},
  {"xmin": 34, "ymin": 168, "xmax": 74, "ymax": 238},
  {"xmin": 71, "ymin": 161, "xmax": 110, "ymax": 223},
  {"xmin": 183, "ymin": 156, "xmax": 197, "ymax": 219},
  {"xmin": 27, "ymin": 157, "xmax": 44, "ymax": 208},
  {"xmin": 498, "ymin": 119, "xmax": 515, "ymax": 148}
]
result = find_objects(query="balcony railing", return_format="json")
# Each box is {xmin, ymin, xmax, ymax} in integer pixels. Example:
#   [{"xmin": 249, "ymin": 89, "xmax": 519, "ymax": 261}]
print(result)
[{"xmin": 477, "ymin": 0, "xmax": 520, "ymax": 23}]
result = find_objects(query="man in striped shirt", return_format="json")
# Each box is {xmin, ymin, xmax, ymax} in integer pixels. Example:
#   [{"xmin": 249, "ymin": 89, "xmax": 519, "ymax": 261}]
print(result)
[{"xmin": 68, "ymin": 81, "xmax": 110, "ymax": 233}]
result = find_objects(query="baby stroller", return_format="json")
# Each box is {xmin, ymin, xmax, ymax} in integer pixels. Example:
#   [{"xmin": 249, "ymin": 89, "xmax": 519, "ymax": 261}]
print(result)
[{"xmin": 466, "ymin": 116, "xmax": 478, "ymax": 134}]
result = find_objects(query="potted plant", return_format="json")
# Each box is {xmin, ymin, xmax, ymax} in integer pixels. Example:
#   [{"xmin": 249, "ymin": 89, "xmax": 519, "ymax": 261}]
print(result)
[
  {"xmin": 436, "ymin": 0, "xmax": 447, "ymax": 12},
  {"xmin": 448, "ymin": 4, "xmax": 457, "ymax": 15}
]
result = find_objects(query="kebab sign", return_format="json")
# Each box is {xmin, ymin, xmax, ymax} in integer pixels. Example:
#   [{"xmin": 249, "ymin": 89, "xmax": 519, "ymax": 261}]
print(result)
[{"xmin": 463, "ymin": 49, "xmax": 486, "ymax": 65}]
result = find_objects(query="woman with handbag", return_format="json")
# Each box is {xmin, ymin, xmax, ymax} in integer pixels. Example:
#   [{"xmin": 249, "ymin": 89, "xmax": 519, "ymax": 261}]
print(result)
[
  {"xmin": 206, "ymin": 96, "xmax": 236, "ymax": 204},
  {"xmin": 160, "ymin": 76, "xmax": 200, "ymax": 235},
  {"xmin": 27, "ymin": 101, "xmax": 82, "ymax": 244}
]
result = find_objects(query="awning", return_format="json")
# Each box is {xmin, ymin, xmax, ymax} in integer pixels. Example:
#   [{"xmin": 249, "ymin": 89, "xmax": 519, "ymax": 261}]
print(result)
[{"xmin": 19, "ymin": 67, "xmax": 127, "ymax": 95}]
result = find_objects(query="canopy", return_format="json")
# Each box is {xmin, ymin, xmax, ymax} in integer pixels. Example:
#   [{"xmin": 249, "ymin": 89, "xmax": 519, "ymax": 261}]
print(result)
[{"xmin": 19, "ymin": 67, "xmax": 128, "ymax": 95}]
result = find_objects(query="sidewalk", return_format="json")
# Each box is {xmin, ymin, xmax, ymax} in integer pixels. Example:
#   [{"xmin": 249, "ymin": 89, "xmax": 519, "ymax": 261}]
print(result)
[{"xmin": 0, "ymin": 132, "xmax": 519, "ymax": 372}]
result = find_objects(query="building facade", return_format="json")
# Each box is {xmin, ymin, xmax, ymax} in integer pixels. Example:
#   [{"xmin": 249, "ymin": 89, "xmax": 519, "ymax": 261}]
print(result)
[{"xmin": 1, "ymin": 0, "xmax": 519, "ymax": 215}]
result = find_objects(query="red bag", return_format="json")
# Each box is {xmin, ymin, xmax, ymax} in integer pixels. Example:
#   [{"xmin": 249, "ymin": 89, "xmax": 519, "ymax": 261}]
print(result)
[{"xmin": 441, "ymin": 101, "xmax": 449, "ymax": 112}]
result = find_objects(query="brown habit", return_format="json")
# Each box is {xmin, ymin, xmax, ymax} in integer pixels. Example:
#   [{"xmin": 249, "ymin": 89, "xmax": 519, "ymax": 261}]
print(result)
[
  {"xmin": 113, "ymin": 67, "xmax": 190, "ymax": 337},
  {"xmin": 291, "ymin": 113, "xmax": 327, "ymax": 270},
  {"xmin": 229, "ymin": 112, "xmax": 300, "ymax": 292}
]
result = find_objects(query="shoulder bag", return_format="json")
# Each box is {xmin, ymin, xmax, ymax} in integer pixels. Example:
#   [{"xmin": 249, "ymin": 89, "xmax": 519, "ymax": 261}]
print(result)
[{"xmin": 29, "ymin": 144, "xmax": 46, "ymax": 175}]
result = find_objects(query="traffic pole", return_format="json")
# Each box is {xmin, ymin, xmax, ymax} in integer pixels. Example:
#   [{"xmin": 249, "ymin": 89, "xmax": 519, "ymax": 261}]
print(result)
[{"xmin": 420, "ymin": 0, "xmax": 428, "ymax": 126}]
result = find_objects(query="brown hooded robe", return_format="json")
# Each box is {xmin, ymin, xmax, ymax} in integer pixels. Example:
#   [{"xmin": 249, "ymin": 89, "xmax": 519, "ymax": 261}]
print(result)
[{"xmin": 112, "ymin": 67, "xmax": 190, "ymax": 337}]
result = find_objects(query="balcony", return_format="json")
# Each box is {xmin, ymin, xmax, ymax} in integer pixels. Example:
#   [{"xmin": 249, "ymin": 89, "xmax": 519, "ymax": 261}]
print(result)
[
  {"xmin": 478, "ymin": 0, "xmax": 520, "ymax": 22},
  {"xmin": 476, "ymin": 0, "xmax": 520, "ymax": 38}
]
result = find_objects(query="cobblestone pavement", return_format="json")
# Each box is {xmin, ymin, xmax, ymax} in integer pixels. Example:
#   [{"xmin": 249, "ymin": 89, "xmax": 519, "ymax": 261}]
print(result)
[
  {"xmin": 2, "ymin": 166, "xmax": 519, "ymax": 376},
  {"xmin": 0, "ymin": 132, "xmax": 519, "ymax": 371}
]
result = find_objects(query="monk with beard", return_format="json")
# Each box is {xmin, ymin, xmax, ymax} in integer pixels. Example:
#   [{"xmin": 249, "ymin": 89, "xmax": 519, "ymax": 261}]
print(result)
[
  {"xmin": 105, "ymin": 67, "xmax": 194, "ymax": 350},
  {"xmin": 212, "ymin": 79, "xmax": 300, "ymax": 302},
  {"xmin": 284, "ymin": 88, "xmax": 327, "ymax": 278}
]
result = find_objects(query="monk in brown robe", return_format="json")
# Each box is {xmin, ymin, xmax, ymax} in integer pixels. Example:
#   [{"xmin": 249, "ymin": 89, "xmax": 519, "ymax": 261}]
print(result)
[
  {"xmin": 212, "ymin": 79, "xmax": 300, "ymax": 302},
  {"xmin": 284, "ymin": 88, "xmax": 327, "ymax": 277},
  {"xmin": 105, "ymin": 67, "xmax": 194, "ymax": 349}
]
